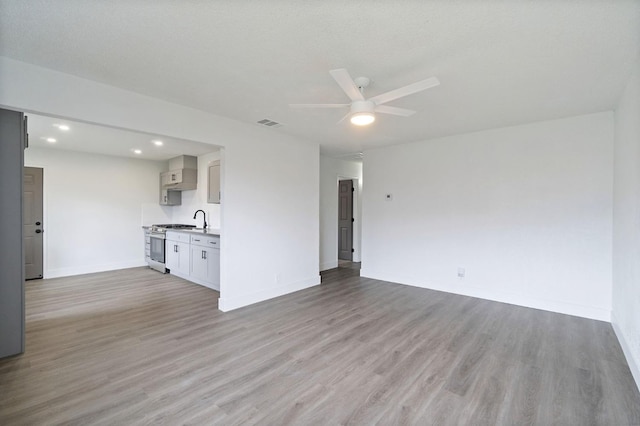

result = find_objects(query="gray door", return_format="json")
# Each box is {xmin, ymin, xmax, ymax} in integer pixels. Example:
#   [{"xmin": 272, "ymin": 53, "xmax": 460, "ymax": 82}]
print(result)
[
  {"xmin": 338, "ymin": 179, "xmax": 353, "ymax": 261},
  {"xmin": 24, "ymin": 167, "xmax": 43, "ymax": 280},
  {"xmin": 0, "ymin": 108, "xmax": 26, "ymax": 358}
]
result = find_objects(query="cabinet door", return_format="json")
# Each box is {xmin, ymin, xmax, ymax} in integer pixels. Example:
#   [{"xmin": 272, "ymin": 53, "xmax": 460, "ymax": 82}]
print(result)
[
  {"xmin": 169, "ymin": 170, "xmax": 182, "ymax": 184},
  {"xmin": 167, "ymin": 241, "xmax": 189, "ymax": 276},
  {"xmin": 160, "ymin": 172, "xmax": 171, "ymax": 186},
  {"xmin": 190, "ymin": 246, "xmax": 220, "ymax": 290},
  {"xmin": 161, "ymin": 170, "xmax": 183, "ymax": 187},
  {"xmin": 208, "ymin": 161, "xmax": 220, "ymax": 204},
  {"xmin": 160, "ymin": 188, "xmax": 181, "ymax": 205},
  {"xmin": 166, "ymin": 241, "xmax": 179, "ymax": 271},
  {"xmin": 209, "ymin": 248, "xmax": 220, "ymax": 290},
  {"xmin": 191, "ymin": 245, "xmax": 209, "ymax": 282},
  {"xmin": 177, "ymin": 242, "xmax": 190, "ymax": 275}
]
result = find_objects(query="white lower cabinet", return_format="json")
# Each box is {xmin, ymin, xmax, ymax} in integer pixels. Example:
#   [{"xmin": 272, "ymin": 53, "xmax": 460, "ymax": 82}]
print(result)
[
  {"xmin": 165, "ymin": 231, "xmax": 191, "ymax": 278},
  {"xmin": 166, "ymin": 231, "xmax": 220, "ymax": 291},
  {"xmin": 190, "ymin": 235, "xmax": 220, "ymax": 291},
  {"xmin": 166, "ymin": 241, "xmax": 190, "ymax": 277}
]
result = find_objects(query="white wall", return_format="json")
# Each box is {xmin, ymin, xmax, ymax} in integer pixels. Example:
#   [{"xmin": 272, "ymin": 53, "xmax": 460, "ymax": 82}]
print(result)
[
  {"xmin": 362, "ymin": 112, "xmax": 614, "ymax": 321},
  {"xmin": 319, "ymin": 155, "xmax": 363, "ymax": 270},
  {"xmin": 24, "ymin": 147, "xmax": 166, "ymax": 278},
  {"xmin": 221, "ymin": 138, "xmax": 319, "ymax": 309},
  {"xmin": 612, "ymin": 57, "xmax": 640, "ymax": 391},
  {"xmin": 1, "ymin": 57, "xmax": 320, "ymax": 311}
]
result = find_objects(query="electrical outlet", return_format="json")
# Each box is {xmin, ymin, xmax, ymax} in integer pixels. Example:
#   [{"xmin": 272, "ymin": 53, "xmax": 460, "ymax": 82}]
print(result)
[{"xmin": 457, "ymin": 267, "xmax": 465, "ymax": 278}]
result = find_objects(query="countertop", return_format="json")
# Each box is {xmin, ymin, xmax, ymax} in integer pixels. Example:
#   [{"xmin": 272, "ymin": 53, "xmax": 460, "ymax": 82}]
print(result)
[
  {"xmin": 173, "ymin": 228, "xmax": 221, "ymax": 236},
  {"xmin": 142, "ymin": 226, "xmax": 221, "ymax": 236}
]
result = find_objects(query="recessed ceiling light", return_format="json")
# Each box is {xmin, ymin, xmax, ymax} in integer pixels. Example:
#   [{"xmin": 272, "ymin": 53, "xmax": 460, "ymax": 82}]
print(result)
[
  {"xmin": 152, "ymin": 140, "xmax": 163, "ymax": 146},
  {"xmin": 133, "ymin": 149, "xmax": 142, "ymax": 154},
  {"xmin": 53, "ymin": 124, "xmax": 70, "ymax": 131},
  {"xmin": 46, "ymin": 138, "xmax": 57, "ymax": 143}
]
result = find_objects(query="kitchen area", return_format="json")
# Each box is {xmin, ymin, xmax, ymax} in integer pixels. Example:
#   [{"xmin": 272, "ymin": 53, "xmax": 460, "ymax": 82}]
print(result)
[
  {"xmin": 144, "ymin": 154, "xmax": 221, "ymax": 291},
  {"xmin": 23, "ymin": 113, "xmax": 223, "ymax": 294}
]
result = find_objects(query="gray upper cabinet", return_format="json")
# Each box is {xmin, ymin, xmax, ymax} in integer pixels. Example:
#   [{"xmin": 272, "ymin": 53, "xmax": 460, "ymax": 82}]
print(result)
[
  {"xmin": 160, "ymin": 188, "xmax": 181, "ymax": 205},
  {"xmin": 159, "ymin": 155, "xmax": 198, "ymax": 205},
  {"xmin": 160, "ymin": 171, "xmax": 172, "ymax": 186},
  {"xmin": 159, "ymin": 175, "xmax": 181, "ymax": 205},
  {"xmin": 162, "ymin": 168, "xmax": 197, "ymax": 191},
  {"xmin": 208, "ymin": 160, "xmax": 221, "ymax": 204},
  {"xmin": 169, "ymin": 155, "xmax": 197, "ymax": 170}
]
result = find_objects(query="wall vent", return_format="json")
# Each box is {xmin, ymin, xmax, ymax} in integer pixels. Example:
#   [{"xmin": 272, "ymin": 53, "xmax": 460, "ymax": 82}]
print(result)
[{"xmin": 256, "ymin": 118, "xmax": 283, "ymax": 128}]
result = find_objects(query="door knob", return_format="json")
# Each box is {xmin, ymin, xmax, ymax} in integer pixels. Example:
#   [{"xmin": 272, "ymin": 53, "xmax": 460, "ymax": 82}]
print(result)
[
  {"xmin": 35, "ymin": 229, "xmax": 42, "ymax": 234},
  {"xmin": 36, "ymin": 221, "xmax": 41, "ymax": 225}
]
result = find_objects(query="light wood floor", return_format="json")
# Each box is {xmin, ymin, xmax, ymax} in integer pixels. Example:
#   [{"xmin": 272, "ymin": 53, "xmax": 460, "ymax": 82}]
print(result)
[{"xmin": 1, "ymin": 265, "xmax": 639, "ymax": 425}]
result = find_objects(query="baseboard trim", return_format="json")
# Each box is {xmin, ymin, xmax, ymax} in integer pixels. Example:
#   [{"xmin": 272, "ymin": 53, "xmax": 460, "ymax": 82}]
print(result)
[
  {"xmin": 611, "ymin": 312, "xmax": 640, "ymax": 393},
  {"xmin": 218, "ymin": 275, "xmax": 321, "ymax": 312},
  {"xmin": 360, "ymin": 269, "xmax": 610, "ymax": 322},
  {"xmin": 45, "ymin": 260, "xmax": 147, "ymax": 279},
  {"xmin": 320, "ymin": 261, "xmax": 338, "ymax": 271}
]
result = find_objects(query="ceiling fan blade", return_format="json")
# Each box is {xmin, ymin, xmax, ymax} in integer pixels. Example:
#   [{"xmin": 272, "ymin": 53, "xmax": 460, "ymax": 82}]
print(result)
[
  {"xmin": 289, "ymin": 103, "xmax": 350, "ymax": 109},
  {"xmin": 375, "ymin": 105, "xmax": 416, "ymax": 116},
  {"xmin": 329, "ymin": 69, "xmax": 365, "ymax": 102},
  {"xmin": 369, "ymin": 76, "xmax": 440, "ymax": 105}
]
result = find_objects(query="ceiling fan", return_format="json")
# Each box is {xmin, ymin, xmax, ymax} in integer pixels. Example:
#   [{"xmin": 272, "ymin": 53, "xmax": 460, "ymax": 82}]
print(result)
[{"xmin": 289, "ymin": 68, "xmax": 440, "ymax": 126}]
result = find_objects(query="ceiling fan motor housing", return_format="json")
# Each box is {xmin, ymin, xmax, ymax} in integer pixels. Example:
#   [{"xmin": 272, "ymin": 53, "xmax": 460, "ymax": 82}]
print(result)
[{"xmin": 350, "ymin": 100, "xmax": 376, "ymax": 114}]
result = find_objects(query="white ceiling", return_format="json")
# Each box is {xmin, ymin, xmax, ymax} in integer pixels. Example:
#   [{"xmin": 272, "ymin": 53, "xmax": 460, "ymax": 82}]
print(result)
[
  {"xmin": 1, "ymin": 1, "xmax": 639, "ymax": 157},
  {"xmin": 26, "ymin": 113, "xmax": 218, "ymax": 161}
]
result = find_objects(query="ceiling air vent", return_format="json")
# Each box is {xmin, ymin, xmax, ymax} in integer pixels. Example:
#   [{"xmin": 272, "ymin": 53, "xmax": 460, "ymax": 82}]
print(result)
[
  {"xmin": 337, "ymin": 152, "xmax": 364, "ymax": 161},
  {"xmin": 257, "ymin": 118, "xmax": 283, "ymax": 128}
]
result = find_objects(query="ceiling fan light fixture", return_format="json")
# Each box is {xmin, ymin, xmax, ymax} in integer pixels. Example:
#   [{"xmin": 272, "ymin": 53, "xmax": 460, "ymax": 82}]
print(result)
[
  {"xmin": 290, "ymin": 68, "xmax": 438, "ymax": 126},
  {"xmin": 350, "ymin": 112, "xmax": 375, "ymax": 126}
]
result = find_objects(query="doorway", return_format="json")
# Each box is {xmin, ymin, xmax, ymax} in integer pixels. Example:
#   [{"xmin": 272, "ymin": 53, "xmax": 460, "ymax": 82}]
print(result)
[
  {"xmin": 338, "ymin": 179, "xmax": 354, "ymax": 261},
  {"xmin": 24, "ymin": 167, "xmax": 43, "ymax": 280}
]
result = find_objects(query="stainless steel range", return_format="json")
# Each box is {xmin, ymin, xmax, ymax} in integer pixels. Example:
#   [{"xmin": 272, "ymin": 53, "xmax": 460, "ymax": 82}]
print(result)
[{"xmin": 144, "ymin": 224, "xmax": 196, "ymax": 273}]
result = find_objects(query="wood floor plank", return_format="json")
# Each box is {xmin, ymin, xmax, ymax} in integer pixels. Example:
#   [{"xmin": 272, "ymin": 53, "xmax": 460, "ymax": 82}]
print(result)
[{"xmin": 1, "ymin": 265, "xmax": 639, "ymax": 425}]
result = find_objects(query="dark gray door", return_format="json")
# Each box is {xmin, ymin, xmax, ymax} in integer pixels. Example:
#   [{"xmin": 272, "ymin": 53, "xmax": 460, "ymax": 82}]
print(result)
[
  {"xmin": 24, "ymin": 167, "xmax": 43, "ymax": 280},
  {"xmin": 338, "ymin": 179, "xmax": 353, "ymax": 261},
  {"xmin": 0, "ymin": 108, "xmax": 26, "ymax": 358}
]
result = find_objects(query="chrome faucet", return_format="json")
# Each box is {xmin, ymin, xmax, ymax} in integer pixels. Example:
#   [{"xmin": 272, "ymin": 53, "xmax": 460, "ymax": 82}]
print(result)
[{"xmin": 193, "ymin": 209, "xmax": 207, "ymax": 230}]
